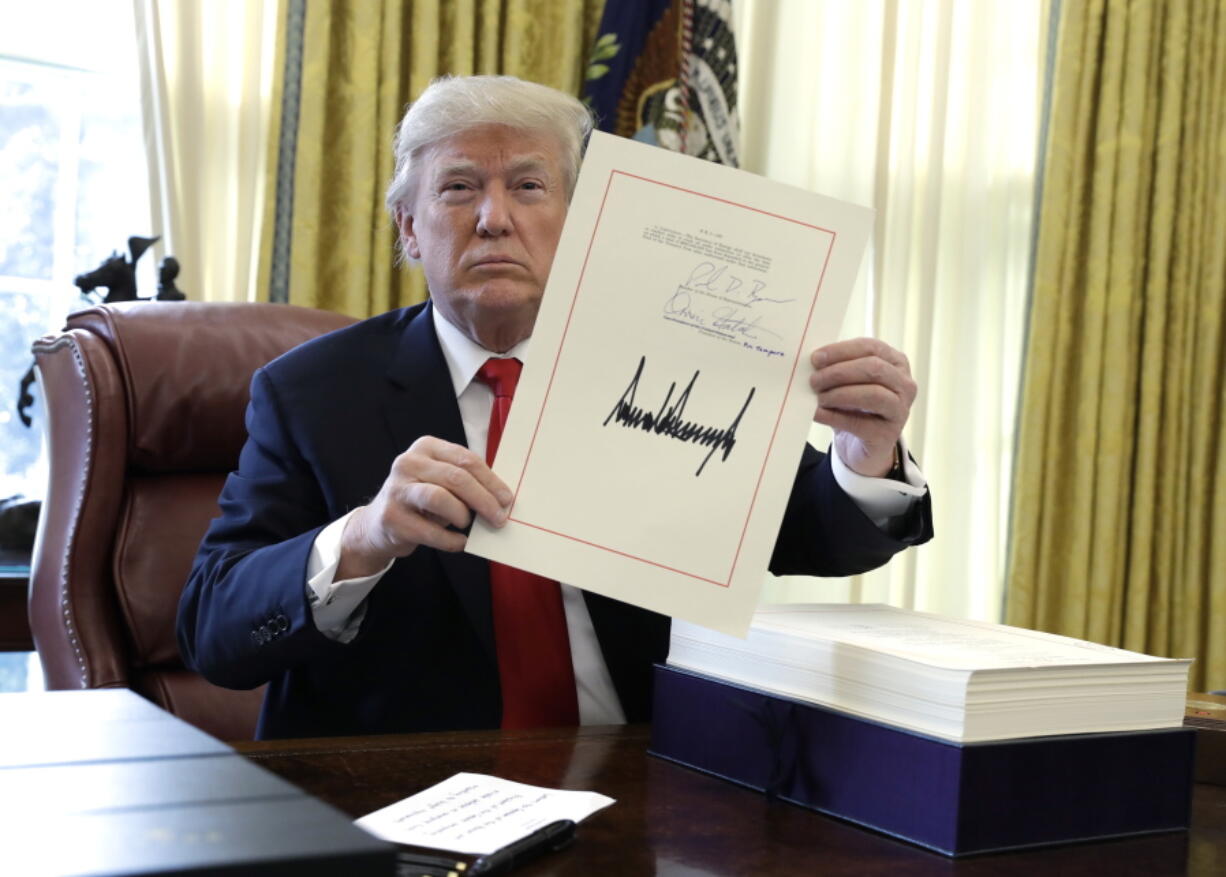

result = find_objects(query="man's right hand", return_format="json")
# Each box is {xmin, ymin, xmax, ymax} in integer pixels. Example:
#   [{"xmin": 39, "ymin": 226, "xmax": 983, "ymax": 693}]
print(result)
[{"xmin": 336, "ymin": 436, "xmax": 513, "ymax": 580}]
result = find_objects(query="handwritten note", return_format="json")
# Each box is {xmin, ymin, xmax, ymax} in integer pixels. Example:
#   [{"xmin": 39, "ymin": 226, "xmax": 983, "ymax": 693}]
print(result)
[
  {"xmin": 354, "ymin": 773, "xmax": 614, "ymax": 855},
  {"xmin": 466, "ymin": 131, "xmax": 873, "ymax": 636}
]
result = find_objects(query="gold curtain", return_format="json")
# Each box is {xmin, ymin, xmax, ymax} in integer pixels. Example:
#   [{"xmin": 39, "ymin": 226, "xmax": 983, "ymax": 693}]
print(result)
[
  {"xmin": 259, "ymin": 0, "xmax": 605, "ymax": 317},
  {"xmin": 1007, "ymin": 0, "xmax": 1226, "ymax": 690}
]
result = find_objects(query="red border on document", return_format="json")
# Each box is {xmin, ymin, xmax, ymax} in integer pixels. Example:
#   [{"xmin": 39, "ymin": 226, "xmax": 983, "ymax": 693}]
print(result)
[{"xmin": 508, "ymin": 169, "xmax": 837, "ymax": 588}]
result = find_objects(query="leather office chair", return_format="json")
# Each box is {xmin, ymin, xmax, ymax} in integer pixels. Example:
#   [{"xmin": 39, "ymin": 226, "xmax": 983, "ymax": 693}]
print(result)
[{"xmin": 30, "ymin": 301, "xmax": 357, "ymax": 740}]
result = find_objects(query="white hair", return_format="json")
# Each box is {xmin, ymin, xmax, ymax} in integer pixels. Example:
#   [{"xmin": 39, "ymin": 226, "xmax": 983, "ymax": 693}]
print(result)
[{"xmin": 385, "ymin": 75, "xmax": 593, "ymax": 250}]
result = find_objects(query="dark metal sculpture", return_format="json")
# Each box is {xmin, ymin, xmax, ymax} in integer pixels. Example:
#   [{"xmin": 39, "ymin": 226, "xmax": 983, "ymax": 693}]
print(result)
[
  {"xmin": 156, "ymin": 256, "xmax": 186, "ymax": 301},
  {"xmin": 74, "ymin": 235, "xmax": 160, "ymax": 303},
  {"xmin": 18, "ymin": 235, "xmax": 183, "ymax": 428},
  {"xmin": 16, "ymin": 370, "xmax": 36, "ymax": 428}
]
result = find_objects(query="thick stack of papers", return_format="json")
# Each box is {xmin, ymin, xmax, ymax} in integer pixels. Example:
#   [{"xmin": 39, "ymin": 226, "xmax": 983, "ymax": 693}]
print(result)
[{"xmin": 667, "ymin": 604, "xmax": 1192, "ymax": 743}]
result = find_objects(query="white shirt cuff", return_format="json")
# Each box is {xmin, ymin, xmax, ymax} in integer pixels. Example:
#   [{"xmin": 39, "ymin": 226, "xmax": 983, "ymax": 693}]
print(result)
[
  {"xmin": 830, "ymin": 438, "xmax": 928, "ymax": 530},
  {"xmin": 306, "ymin": 509, "xmax": 392, "ymax": 643}
]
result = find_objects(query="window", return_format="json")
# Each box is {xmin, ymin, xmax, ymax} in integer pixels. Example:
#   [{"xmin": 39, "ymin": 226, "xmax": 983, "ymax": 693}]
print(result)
[
  {"xmin": 0, "ymin": 1, "xmax": 152, "ymax": 501},
  {"xmin": 0, "ymin": 0, "xmax": 151, "ymax": 691}
]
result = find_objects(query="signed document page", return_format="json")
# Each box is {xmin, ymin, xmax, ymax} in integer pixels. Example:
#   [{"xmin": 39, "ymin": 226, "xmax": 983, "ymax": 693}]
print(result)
[{"xmin": 466, "ymin": 132, "xmax": 872, "ymax": 635}]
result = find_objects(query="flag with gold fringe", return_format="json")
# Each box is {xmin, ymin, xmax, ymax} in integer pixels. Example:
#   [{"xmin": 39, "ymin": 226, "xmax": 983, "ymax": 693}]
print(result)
[{"xmin": 582, "ymin": 0, "xmax": 740, "ymax": 167}]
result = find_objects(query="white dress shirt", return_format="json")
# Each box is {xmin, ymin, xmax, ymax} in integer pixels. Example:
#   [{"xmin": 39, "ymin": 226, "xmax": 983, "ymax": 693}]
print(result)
[{"xmin": 305, "ymin": 306, "xmax": 927, "ymax": 725}]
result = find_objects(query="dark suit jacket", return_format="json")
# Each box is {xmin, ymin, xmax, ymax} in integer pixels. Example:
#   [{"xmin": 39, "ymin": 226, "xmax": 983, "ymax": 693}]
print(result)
[{"xmin": 178, "ymin": 302, "xmax": 932, "ymax": 739}]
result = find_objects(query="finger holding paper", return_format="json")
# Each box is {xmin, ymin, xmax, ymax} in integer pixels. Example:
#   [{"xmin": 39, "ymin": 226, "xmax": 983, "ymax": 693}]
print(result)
[
  {"xmin": 339, "ymin": 436, "xmax": 513, "ymax": 579},
  {"xmin": 810, "ymin": 338, "xmax": 917, "ymax": 477}
]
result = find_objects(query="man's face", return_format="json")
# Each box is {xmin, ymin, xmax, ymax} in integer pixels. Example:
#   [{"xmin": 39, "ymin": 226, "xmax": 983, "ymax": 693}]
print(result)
[{"xmin": 399, "ymin": 124, "xmax": 569, "ymax": 353}]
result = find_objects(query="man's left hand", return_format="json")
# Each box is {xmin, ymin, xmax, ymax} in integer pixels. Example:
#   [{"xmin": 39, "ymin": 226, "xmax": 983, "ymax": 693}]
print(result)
[{"xmin": 810, "ymin": 338, "xmax": 917, "ymax": 478}]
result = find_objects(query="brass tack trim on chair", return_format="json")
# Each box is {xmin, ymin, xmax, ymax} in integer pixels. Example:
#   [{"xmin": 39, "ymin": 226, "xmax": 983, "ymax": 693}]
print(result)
[{"xmin": 33, "ymin": 334, "xmax": 92, "ymax": 688}]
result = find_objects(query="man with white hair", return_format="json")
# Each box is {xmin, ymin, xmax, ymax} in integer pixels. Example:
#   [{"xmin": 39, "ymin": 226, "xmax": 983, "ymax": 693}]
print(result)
[{"xmin": 179, "ymin": 76, "xmax": 931, "ymax": 740}]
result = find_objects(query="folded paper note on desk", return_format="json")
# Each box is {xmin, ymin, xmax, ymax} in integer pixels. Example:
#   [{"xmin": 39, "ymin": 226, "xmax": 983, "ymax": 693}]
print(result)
[
  {"xmin": 355, "ymin": 773, "xmax": 613, "ymax": 855},
  {"xmin": 668, "ymin": 603, "xmax": 1192, "ymax": 742}
]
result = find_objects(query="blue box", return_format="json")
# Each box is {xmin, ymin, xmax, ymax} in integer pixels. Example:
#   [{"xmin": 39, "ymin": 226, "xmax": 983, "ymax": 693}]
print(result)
[{"xmin": 649, "ymin": 665, "xmax": 1195, "ymax": 856}]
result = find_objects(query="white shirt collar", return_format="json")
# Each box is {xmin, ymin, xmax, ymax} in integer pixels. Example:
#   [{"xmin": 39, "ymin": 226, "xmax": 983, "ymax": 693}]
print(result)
[{"xmin": 430, "ymin": 304, "xmax": 532, "ymax": 399}]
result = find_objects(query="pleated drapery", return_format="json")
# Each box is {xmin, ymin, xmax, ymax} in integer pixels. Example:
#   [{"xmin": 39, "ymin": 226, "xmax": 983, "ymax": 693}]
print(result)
[
  {"xmin": 134, "ymin": 0, "xmax": 282, "ymax": 303},
  {"xmin": 1007, "ymin": 0, "xmax": 1226, "ymax": 690},
  {"xmin": 736, "ymin": 0, "xmax": 1046, "ymax": 622},
  {"xmin": 262, "ymin": 0, "xmax": 605, "ymax": 318}
]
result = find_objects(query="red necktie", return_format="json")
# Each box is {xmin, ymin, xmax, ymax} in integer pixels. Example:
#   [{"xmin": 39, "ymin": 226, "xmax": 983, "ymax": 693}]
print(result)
[{"xmin": 476, "ymin": 357, "xmax": 580, "ymax": 728}]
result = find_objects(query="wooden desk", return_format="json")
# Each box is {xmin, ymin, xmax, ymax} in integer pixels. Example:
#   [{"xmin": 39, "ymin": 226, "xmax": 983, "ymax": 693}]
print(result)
[{"xmin": 237, "ymin": 725, "xmax": 1226, "ymax": 876}]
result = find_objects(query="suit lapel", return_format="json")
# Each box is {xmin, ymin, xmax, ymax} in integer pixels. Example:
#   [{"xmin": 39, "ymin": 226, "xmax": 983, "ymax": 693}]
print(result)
[
  {"xmin": 382, "ymin": 303, "xmax": 496, "ymax": 664},
  {"xmin": 583, "ymin": 590, "xmax": 672, "ymax": 723},
  {"xmin": 383, "ymin": 302, "xmax": 467, "ymax": 448}
]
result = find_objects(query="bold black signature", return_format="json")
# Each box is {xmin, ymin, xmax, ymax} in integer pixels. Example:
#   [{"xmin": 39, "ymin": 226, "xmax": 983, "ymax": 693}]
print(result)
[{"xmin": 603, "ymin": 355, "xmax": 755, "ymax": 476}]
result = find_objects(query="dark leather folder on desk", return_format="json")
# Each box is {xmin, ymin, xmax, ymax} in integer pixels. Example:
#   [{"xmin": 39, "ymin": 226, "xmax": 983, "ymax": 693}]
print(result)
[{"xmin": 1, "ymin": 689, "xmax": 394, "ymax": 876}]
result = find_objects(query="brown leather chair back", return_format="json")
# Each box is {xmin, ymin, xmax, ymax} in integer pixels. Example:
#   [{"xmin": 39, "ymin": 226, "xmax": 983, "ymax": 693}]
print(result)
[{"xmin": 30, "ymin": 301, "xmax": 357, "ymax": 740}]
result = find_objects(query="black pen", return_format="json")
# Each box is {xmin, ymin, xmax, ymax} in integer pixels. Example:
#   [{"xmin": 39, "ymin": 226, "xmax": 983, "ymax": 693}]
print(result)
[
  {"xmin": 396, "ymin": 848, "xmax": 468, "ymax": 877},
  {"xmin": 467, "ymin": 819, "xmax": 576, "ymax": 875}
]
